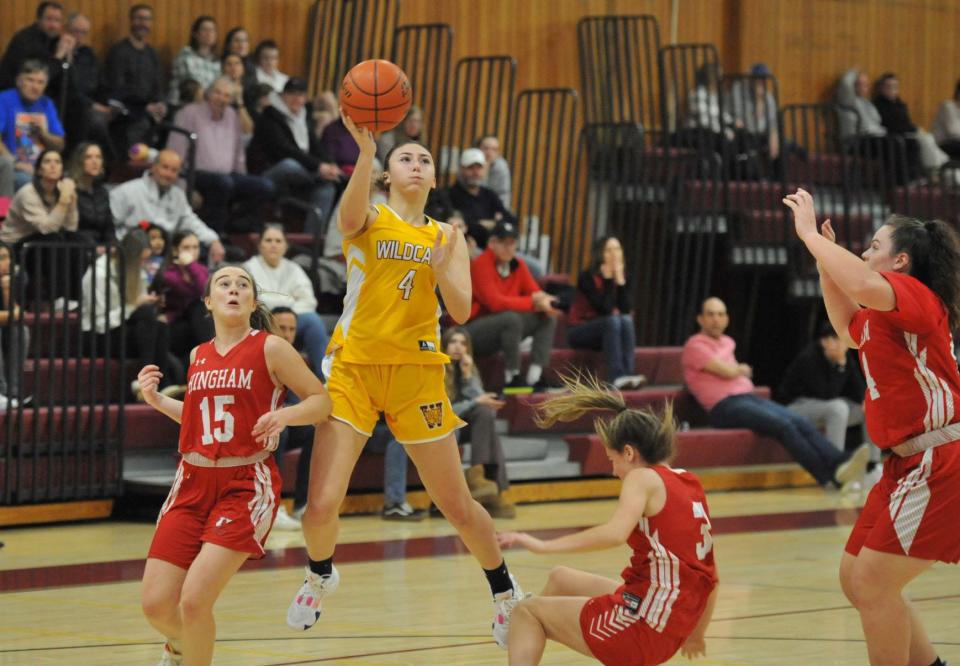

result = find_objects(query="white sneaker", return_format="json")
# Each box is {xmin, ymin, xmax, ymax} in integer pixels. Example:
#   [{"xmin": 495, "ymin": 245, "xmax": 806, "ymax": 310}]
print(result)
[
  {"xmin": 0, "ymin": 395, "xmax": 8, "ymax": 411},
  {"xmin": 612, "ymin": 374, "xmax": 647, "ymax": 391},
  {"xmin": 862, "ymin": 465, "xmax": 882, "ymax": 492},
  {"xmin": 286, "ymin": 565, "xmax": 339, "ymax": 630},
  {"xmin": 273, "ymin": 505, "xmax": 302, "ymax": 531},
  {"xmin": 156, "ymin": 642, "xmax": 183, "ymax": 665},
  {"xmin": 834, "ymin": 443, "xmax": 870, "ymax": 486},
  {"xmin": 492, "ymin": 574, "xmax": 526, "ymax": 649}
]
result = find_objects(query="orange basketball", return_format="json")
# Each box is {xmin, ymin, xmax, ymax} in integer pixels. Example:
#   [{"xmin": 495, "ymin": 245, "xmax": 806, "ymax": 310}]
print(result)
[{"xmin": 340, "ymin": 59, "xmax": 413, "ymax": 133}]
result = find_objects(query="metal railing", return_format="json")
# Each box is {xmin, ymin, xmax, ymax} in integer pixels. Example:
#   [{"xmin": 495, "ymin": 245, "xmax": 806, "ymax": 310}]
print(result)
[{"xmin": 1, "ymin": 241, "xmax": 125, "ymax": 505}]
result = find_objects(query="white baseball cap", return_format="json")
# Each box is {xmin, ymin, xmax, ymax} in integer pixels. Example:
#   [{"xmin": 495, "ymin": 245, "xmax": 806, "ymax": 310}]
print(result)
[{"xmin": 459, "ymin": 147, "xmax": 486, "ymax": 168}]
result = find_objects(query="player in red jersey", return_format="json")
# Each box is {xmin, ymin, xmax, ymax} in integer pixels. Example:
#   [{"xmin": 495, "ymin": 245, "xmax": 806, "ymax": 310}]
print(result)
[
  {"xmin": 138, "ymin": 265, "xmax": 331, "ymax": 666},
  {"xmin": 787, "ymin": 188, "xmax": 958, "ymax": 666},
  {"xmin": 498, "ymin": 378, "xmax": 718, "ymax": 665}
]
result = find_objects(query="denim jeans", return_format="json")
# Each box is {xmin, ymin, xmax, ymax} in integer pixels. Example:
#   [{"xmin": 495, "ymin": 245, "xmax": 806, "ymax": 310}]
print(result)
[
  {"xmin": 194, "ymin": 170, "xmax": 276, "ymax": 234},
  {"xmin": 261, "ymin": 158, "xmax": 337, "ymax": 234},
  {"xmin": 293, "ymin": 311, "xmax": 329, "ymax": 377},
  {"xmin": 567, "ymin": 314, "xmax": 636, "ymax": 381},
  {"xmin": 709, "ymin": 393, "xmax": 846, "ymax": 485}
]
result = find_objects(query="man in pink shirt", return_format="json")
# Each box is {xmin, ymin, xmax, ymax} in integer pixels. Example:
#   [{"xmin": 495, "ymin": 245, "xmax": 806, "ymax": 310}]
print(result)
[
  {"xmin": 682, "ymin": 297, "xmax": 869, "ymax": 488},
  {"xmin": 167, "ymin": 77, "xmax": 275, "ymax": 234}
]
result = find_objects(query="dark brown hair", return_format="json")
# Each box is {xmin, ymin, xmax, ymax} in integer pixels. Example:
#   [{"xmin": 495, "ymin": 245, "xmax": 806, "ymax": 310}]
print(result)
[
  {"xmin": 886, "ymin": 214, "xmax": 960, "ymax": 329},
  {"xmin": 536, "ymin": 374, "xmax": 676, "ymax": 463}
]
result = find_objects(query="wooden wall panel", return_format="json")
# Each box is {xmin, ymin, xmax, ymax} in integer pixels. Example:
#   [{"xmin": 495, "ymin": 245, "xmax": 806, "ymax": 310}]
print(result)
[{"xmin": 1, "ymin": 0, "xmax": 954, "ymax": 127}]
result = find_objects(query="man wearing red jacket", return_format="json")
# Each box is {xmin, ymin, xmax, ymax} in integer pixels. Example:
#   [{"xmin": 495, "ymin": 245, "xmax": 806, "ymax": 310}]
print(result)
[{"xmin": 464, "ymin": 221, "xmax": 559, "ymax": 391}]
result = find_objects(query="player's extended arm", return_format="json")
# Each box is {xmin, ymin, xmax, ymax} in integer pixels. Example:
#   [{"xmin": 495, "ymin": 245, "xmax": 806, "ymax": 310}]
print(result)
[
  {"xmin": 138, "ymin": 363, "xmax": 184, "ymax": 423},
  {"xmin": 681, "ymin": 581, "xmax": 718, "ymax": 659},
  {"xmin": 434, "ymin": 223, "xmax": 472, "ymax": 323},
  {"xmin": 499, "ymin": 468, "xmax": 658, "ymax": 554},
  {"xmin": 337, "ymin": 113, "xmax": 379, "ymax": 239}
]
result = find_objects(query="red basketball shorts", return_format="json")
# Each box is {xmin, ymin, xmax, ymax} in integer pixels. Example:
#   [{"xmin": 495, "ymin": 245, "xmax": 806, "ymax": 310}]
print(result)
[
  {"xmin": 579, "ymin": 588, "xmax": 685, "ymax": 666},
  {"xmin": 846, "ymin": 441, "xmax": 960, "ymax": 563},
  {"xmin": 148, "ymin": 458, "xmax": 281, "ymax": 570}
]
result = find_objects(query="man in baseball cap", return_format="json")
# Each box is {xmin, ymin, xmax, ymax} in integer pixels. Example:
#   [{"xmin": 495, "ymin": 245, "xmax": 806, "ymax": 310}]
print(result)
[{"xmin": 436, "ymin": 146, "xmax": 517, "ymax": 249}]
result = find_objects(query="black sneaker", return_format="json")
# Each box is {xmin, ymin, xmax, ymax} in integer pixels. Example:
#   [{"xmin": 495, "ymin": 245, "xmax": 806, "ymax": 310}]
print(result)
[
  {"xmin": 381, "ymin": 502, "xmax": 427, "ymax": 521},
  {"xmin": 502, "ymin": 375, "xmax": 533, "ymax": 395}
]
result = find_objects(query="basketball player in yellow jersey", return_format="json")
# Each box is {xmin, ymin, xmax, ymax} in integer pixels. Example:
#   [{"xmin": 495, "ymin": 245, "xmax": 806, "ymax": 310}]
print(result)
[{"xmin": 286, "ymin": 113, "xmax": 525, "ymax": 648}]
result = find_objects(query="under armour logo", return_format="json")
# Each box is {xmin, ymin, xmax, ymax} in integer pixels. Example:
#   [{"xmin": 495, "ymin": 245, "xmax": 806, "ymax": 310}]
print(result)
[
  {"xmin": 215, "ymin": 516, "xmax": 233, "ymax": 527},
  {"xmin": 195, "ymin": 357, "xmax": 207, "ymax": 366}
]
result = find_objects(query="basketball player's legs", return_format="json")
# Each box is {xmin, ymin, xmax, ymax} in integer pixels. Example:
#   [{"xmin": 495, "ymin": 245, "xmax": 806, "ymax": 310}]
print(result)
[
  {"xmin": 404, "ymin": 433, "xmax": 502, "ymax": 568},
  {"xmin": 507, "ymin": 596, "xmax": 592, "ymax": 665},
  {"xmin": 141, "ymin": 558, "xmax": 187, "ymax": 640},
  {"xmin": 840, "ymin": 549, "xmax": 935, "ymax": 666},
  {"xmin": 178, "ymin": 542, "xmax": 250, "ymax": 666},
  {"xmin": 540, "ymin": 565, "xmax": 619, "ymax": 598},
  {"xmin": 300, "ymin": 419, "xmax": 368, "ymax": 560}
]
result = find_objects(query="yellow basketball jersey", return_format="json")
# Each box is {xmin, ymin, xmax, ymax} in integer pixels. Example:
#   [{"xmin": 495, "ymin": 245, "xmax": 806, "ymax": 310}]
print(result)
[{"xmin": 327, "ymin": 204, "xmax": 449, "ymax": 365}]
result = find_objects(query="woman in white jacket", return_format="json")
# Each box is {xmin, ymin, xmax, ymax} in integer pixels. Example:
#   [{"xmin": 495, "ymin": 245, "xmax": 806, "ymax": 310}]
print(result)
[
  {"xmin": 81, "ymin": 229, "xmax": 178, "ymax": 399},
  {"xmin": 243, "ymin": 224, "xmax": 329, "ymax": 375}
]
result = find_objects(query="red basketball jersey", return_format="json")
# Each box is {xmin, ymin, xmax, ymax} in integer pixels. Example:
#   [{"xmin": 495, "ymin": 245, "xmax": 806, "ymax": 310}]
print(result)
[
  {"xmin": 620, "ymin": 466, "xmax": 717, "ymax": 638},
  {"xmin": 849, "ymin": 272, "xmax": 960, "ymax": 449},
  {"xmin": 179, "ymin": 330, "xmax": 285, "ymax": 460}
]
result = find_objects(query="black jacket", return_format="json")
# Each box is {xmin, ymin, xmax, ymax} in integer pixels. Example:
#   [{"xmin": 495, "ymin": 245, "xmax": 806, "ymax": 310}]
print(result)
[
  {"xmin": 77, "ymin": 184, "xmax": 115, "ymax": 243},
  {"xmin": 873, "ymin": 95, "xmax": 917, "ymax": 135},
  {"xmin": 247, "ymin": 105, "xmax": 329, "ymax": 175},
  {"xmin": 435, "ymin": 181, "xmax": 516, "ymax": 248},
  {"xmin": 777, "ymin": 341, "xmax": 866, "ymax": 405},
  {"xmin": 0, "ymin": 24, "xmax": 59, "ymax": 90}
]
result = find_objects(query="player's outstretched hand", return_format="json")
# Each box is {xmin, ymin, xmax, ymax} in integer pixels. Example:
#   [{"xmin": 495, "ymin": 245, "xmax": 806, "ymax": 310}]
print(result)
[
  {"xmin": 680, "ymin": 634, "xmax": 707, "ymax": 659},
  {"xmin": 782, "ymin": 188, "xmax": 819, "ymax": 242},
  {"xmin": 137, "ymin": 364, "xmax": 163, "ymax": 406},
  {"xmin": 497, "ymin": 531, "xmax": 546, "ymax": 554},
  {"xmin": 431, "ymin": 224, "xmax": 458, "ymax": 274},
  {"xmin": 252, "ymin": 410, "xmax": 289, "ymax": 451},
  {"xmin": 340, "ymin": 110, "xmax": 377, "ymax": 155},
  {"xmin": 820, "ymin": 218, "xmax": 836, "ymax": 243}
]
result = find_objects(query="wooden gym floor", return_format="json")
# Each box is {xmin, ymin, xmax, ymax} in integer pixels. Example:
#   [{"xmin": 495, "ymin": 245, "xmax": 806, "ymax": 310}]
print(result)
[{"xmin": 1, "ymin": 487, "xmax": 958, "ymax": 665}]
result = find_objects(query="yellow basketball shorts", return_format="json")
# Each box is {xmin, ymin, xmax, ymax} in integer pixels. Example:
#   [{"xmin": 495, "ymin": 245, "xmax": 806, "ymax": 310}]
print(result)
[{"xmin": 323, "ymin": 353, "xmax": 465, "ymax": 444}]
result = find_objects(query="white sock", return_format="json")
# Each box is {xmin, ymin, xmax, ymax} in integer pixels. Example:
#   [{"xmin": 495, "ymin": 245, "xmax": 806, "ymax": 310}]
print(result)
[
  {"xmin": 505, "ymin": 369, "xmax": 519, "ymax": 383},
  {"xmin": 526, "ymin": 364, "xmax": 543, "ymax": 385}
]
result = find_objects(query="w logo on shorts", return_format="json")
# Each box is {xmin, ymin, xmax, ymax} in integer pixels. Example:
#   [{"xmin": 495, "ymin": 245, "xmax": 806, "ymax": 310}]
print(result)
[{"xmin": 419, "ymin": 402, "xmax": 443, "ymax": 429}]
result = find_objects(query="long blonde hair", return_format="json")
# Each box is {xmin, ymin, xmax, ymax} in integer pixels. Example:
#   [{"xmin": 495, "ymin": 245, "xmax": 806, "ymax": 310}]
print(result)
[
  {"xmin": 117, "ymin": 229, "xmax": 149, "ymax": 307},
  {"xmin": 537, "ymin": 373, "xmax": 676, "ymax": 463}
]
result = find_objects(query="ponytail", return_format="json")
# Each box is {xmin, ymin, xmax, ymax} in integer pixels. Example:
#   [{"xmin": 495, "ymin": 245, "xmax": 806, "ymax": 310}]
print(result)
[
  {"xmin": 250, "ymin": 300, "xmax": 278, "ymax": 335},
  {"xmin": 536, "ymin": 373, "xmax": 676, "ymax": 464},
  {"xmin": 888, "ymin": 215, "xmax": 960, "ymax": 329}
]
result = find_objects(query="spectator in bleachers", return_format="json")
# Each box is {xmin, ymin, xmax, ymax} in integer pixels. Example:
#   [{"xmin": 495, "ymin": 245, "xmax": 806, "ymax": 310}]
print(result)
[
  {"xmin": 440, "ymin": 148, "xmax": 516, "ymax": 249},
  {"xmin": 243, "ymin": 224, "xmax": 328, "ymax": 375},
  {"xmin": 465, "ymin": 220, "xmax": 558, "ymax": 392},
  {"xmin": 448, "ymin": 210, "xmax": 480, "ymax": 259},
  {"xmin": 221, "ymin": 26, "xmax": 256, "ymax": 90},
  {"xmin": 0, "ymin": 1, "xmax": 74, "ymax": 97},
  {"xmin": 319, "ymin": 115, "xmax": 360, "ymax": 179},
  {"xmin": 154, "ymin": 231, "xmax": 212, "ymax": 366},
  {"xmin": 323, "ymin": 160, "xmax": 387, "ymax": 258},
  {"xmin": 102, "ymin": 4, "xmax": 167, "ymax": 157},
  {"xmin": 932, "ymin": 79, "xmax": 960, "ymax": 160},
  {"xmin": 167, "ymin": 77, "xmax": 275, "ymax": 235},
  {"xmin": 253, "ymin": 39, "xmax": 288, "ymax": 94},
  {"xmin": 247, "ymin": 77, "xmax": 340, "ymax": 234},
  {"xmin": 109, "ymin": 149, "xmax": 225, "ymax": 265},
  {"xmin": 836, "ymin": 68, "xmax": 886, "ymax": 141},
  {"xmin": 176, "ymin": 79, "xmax": 202, "ymax": 107},
  {"xmin": 376, "ymin": 105, "xmax": 423, "ymax": 164},
  {"xmin": 726, "ymin": 63, "xmax": 780, "ymax": 166},
  {"xmin": 682, "ymin": 297, "xmax": 869, "ymax": 490},
  {"xmin": 777, "ymin": 323, "xmax": 876, "ymax": 474},
  {"xmin": 443, "ymin": 326, "xmax": 515, "ymax": 518},
  {"xmin": 269, "ymin": 306, "xmax": 314, "ymax": 528},
  {"xmin": 222, "ymin": 54, "xmax": 254, "ymax": 136},
  {"xmin": 143, "ymin": 222, "xmax": 166, "ymax": 285},
  {"xmin": 0, "ymin": 59, "xmax": 65, "ymax": 191},
  {"xmin": 245, "ymin": 82, "xmax": 275, "ymax": 125},
  {"xmin": 67, "ymin": 141, "xmax": 113, "ymax": 243},
  {"xmin": 685, "ymin": 63, "xmax": 736, "ymax": 148},
  {"xmin": 477, "ymin": 134, "xmax": 511, "ymax": 210},
  {"xmin": 567, "ymin": 236, "xmax": 646, "ymax": 390},
  {"xmin": 1, "ymin": 148, "xmax": 77, "ymax": 245},
  {"xmin": 81, "ymin": 228, "xmax": 179, "ymax": 400},
  {"xmin": 312, "ymin": 90, "xmax": 338, "ymax": 139},
  {"xmin": 0, "ymin": 244, "xmax": 30, "ymax": 409},
  {"xmin": 873, "ymin": 72, "xmax": 948, "ymax": 179},
  {"xmin": 168, "ymin": 15, "xmax": 220, "ymax": 105},
  {"xmin": 62, "ymin": 13, "xmax": 113, "ymax": 160}
]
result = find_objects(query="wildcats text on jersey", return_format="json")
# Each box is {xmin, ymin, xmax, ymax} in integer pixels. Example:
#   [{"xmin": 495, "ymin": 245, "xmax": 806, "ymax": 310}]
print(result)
[
  {"xmin": 188, "ymin": 368, "xmax": 254, "ymax": 393},
  {"xmin": 376, "ymin": 239, "xmax": 432, "ymax": 264}
]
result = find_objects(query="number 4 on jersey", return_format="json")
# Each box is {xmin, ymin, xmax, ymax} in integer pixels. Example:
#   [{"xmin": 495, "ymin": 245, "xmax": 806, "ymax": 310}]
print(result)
[{"xmin": 397, "ymin": 269, "xmax": 416, "ymax": 300}]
